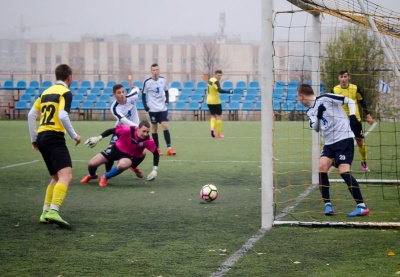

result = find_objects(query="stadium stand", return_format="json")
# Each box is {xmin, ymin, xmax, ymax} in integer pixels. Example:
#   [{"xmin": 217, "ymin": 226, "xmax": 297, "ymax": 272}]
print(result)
[
  {"xmin": 235, "ymin": 81, "xmax": 247, "ymax": 89},
  {"xmin": 170, "ymin": 81, "xmax": 182, "ymax": 90}
]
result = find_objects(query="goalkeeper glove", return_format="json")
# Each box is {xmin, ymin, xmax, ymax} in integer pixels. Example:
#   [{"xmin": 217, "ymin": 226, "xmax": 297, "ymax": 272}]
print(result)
[
  {"xmin": 147, "ymin": 166, "xmax": 158, "ymax": 181},
  {"xmin": 349, "ymin": 115, "xmax": 364, "ymax": 138},
  {"xmin": 84, "ymin": 135, "xmax": 103, "ymax": 148},
  {"xmin": 317, "ymin": 104, "xmax": 326, "ymax": 119}
]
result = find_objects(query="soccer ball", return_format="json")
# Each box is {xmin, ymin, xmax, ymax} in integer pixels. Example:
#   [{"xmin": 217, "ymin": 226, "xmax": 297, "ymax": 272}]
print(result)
[{"xmin": 200, "ymin": 184, "xmax": 218, "ymax": 202}]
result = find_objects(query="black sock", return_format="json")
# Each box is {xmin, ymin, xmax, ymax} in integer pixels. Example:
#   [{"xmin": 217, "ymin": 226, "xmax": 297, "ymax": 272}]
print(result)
[
  {"xmin": 341, "ymin": 172, "xmax": 364, "ymax": 204},
  {"xmin": 319, "ymin": 172, "xmax": 330, "ymax": 203},
  {"xmin": 152, "ymin": 133, "xmax": 159, "ymax": 149},
  {"xmin": 163, "ymin": 130, "xmax": 171, "ymax": 148}
]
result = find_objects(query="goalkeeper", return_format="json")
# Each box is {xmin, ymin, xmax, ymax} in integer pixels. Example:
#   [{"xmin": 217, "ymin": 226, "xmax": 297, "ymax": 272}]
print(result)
[
  {"xmin": 80, "ymin": 120, "xmax": 159, "ymax": 187},
  {"xmin": 297, "ymin": 84, "xmax": 369, "ymax": 217}
]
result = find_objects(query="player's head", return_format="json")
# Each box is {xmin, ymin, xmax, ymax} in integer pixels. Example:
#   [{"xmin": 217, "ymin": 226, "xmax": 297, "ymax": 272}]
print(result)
[
  {"xmin": 151, "ymin": 63, "xmax": 160, "ymax": 80},
  {"xmin": 137, "ymin": 121, "xmax": 151, "ymax": 139},
  {"xmin": 297, "ymin": 84, "xmax": 314, "ymax": 106},
  {"xmin": 338, "ymin": 69, "xmax": 350, "ymax": 88},
  {"xmin": 55, "ymin": 64, "xmax": 72, "ymax": 86},
  {"xmin": 214, "ymin": 70, "xmax": 223, "ymax": 80},
  {"xmin": 113, "ymin": 84, "xmax": 126, "ymax": 103}
]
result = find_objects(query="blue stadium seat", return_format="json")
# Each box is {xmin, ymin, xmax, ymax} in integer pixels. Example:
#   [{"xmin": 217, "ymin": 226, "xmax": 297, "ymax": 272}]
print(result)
[
  {"xmin": 190, "ymin": 94, "xmax": 203, "ymax": 103},
  {"xmin": 246, "ymin": 88, "xmax": 258, "ymax": 96},
  {"xmin": 275, "ymin": 81, "xmax": 286, "ymax": 89},
  {"xmin": 286, "ymin": 88, "xmax": 297, "ymax": 102},
  {"xmin": 80, "ymin": 100, "xmax": 94, "ymax": 110},
  {"xmin": 232, "ymin": 88, "xmax": 244, "ymax": 95},
  {"xmin": 170, "ymin": 81, "xmax": 182, "ymax": 90},
  {"xmin": 80, "ymin": 80, "xmax": 92, "ymax": 90},
  {"xmin": 230, "ymin": 94, "xmax": 242, "ymax": 102},
  {"xmin": 219, "ymin": 94, "xmax": 230, "ymax": 103},
  {"xmin": 2, "ymin": 80, "xmax": 14, "ymax": 90},
  {"xmin": 281, "ymin": 101, "xmax": 295, "ymax": 111},
  {"xmin": 177, "ymin": 94, "xmax": 189, "ymax": 102},
  {"xmin": 222, "ymin": 81, "xmax": 233, "ymax": 91},
  {"xmin": 20, "ymin": 94, "xmax": 32, "ymax": 102},
  {"xmin": 103, "ymin": 87, "xmax": 113, "ymax": 96},
  {"xmin": 173, "ymin": 101, "xmax": 187, "ymax": 111},
  {"xmin": 70, "ymin": 80, "xmax": 79, "ymax": 92},
  {"xmin": 180, "ymin": 88, "xmax": 193, "ymax": 96},
  {"xmin": 244, "ymin": 94, "xmax": 256, "ymax": 102},
  {"xmin": 71, "ymin": 100, "xmax": 81, "ymax": 110},
  {"xmin": 241, "ymin": 101, "xmax": 254, "ymax": 111},
  {"xmin": 15, "ymin": 100, "xmax": 29, "ymax": 110},
  {"xmin": 15, "ymin": 81, "xmax": 26, "ymax": 90},
  {"xmin": 273, "ymin": 101, "xmax": 281, "ymax": 111},
  {"xmin": 188, "ymin": 101, "xmax": 200, "ymax": 111},
  {"xmin": 296, "ymin": 103, "xmax": 308, "ymax": 112},
  {"xmin": 24, "ymin": 87, "xmax": 36, "ymax": 96},
  {"xmin": 303, "ymin": 80, "xmax": 312, "ymax": 85},
  {"xmin": 193, "ymin": 88, "xmax": 206, "ymax": 95},
  {"xmin": 136, "ymin": 101, "xmax": 144, "ymax": 110},
  {"xmin": 76, "ymin": 87, "xmax": 88, "ymax": 95},
  {"xmin": 133, "ymin": 81, "xmax": 143, "ymax": 89},
  {"xmin": 183, "ymin": 81, "xmax": 195, "ymax": 90},
  {"xmin": 99, "ymin": 94, "xmax": 111, "ymax": 102},
  {"xmin": 255, "ymin": 101, "xmax": 261, "ymax": 111},
  {"xmin": 90, "ymin": 87, "xmax": 101, "ymax": 96},
  {"xmin": 196, "ymin": 81, "xmax": 207, "ymax": 89},
  {"xmin": 73, "ymin": 94, "xmax": 84, "ymax": 102},
  {"xmin": 94, "ymin": 100, "xmax": 107, "ymax": 110},
  {"xmin": 41, "ymin": 81, "xmax": 52, "ymax": 88},
  {"xmin": 106, "ymin": 80, "xmax": 116, "ymax": 88},
  {"xmin": 235, "ymin": 81, "xmax": 247, "ymax": 89},
  {"xmin": 86, "ymin": 94, "xmax": 98, "ymax": 101},
  {"xmin": 249, "ymin": 81, "xmax": 260, "ymax": 90},
  {"xmin": 93, "ymin": 80, "xmax": 104, "ymax": 90},
  {"xmin": 28, "ymin": 80, "xmax": 40, "ymax": 89},
  {"xmin": 228, "ymin": 101, "xmax": 240, "ymax": 111},
  {"xmin": 121, "ymin": 80, "xmax": 130, "ymax": 91},
  {"xmin": 288, "ymin": 81, "xmax": 299, "ymax": 89},
  {"xmin": 200, "ymin": 102, "xmax": 209, "ymax": 111},
  {"xmin": 273, "ymin": 88, "xmax": 284, "ymax": 102}
]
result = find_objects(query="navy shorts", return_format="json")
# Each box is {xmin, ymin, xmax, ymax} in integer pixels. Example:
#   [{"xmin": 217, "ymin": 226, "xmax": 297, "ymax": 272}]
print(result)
[
  {"xmin": 149, "ymin": 110, "xmax": 169, "ymax": 124},
  {"xmin": 208, "ymin": 104, "xmax": 223, "ymax": 115},
  {"xmin": 320, "ymin": 137, "xmax": 354, "ymax": 167},
  {"xmin": 36, "ymin": 131, "xmax": 72, "ymax": 175},
  {"xmin": 101, "ymin": 145, "xmax": 133, "ymax": 163}
]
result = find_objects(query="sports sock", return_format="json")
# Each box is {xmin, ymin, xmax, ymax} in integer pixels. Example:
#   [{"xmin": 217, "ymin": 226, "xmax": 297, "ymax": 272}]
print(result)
[
  {"xmin": 44, "ymin": 184, "xmax": 54, "ymax": 207},
  {"xmin": 163, "ymin": 130, "xmax": 171, "ymax": 148},
  {"xmin": 216, "ymin": 120, "xmax": 222, "ymax": 134},
  {"xmin": 152, "ymin": 133, "xmax": 159, "ymax": 149},
  {"xmin": 88, "ymin": 166, "xmax": 97, "ymax": 177},
  {"xmin": 105, "ymin": 161, "xmax": 113, "ymax": 173},
  {"xmin": 131, "ymin": 155, "xmax": 145, "ymax": 168},
  {"xmin": 104, "ymin": 166, "xmax": 123, "ymax": 179},
  {"xmin": 319, "ymin": 172, "xmax": 330, "ymax": 203},
  {"xmin": 210, "ymin": 117, "xmax": 216, "ymax": 130},
  {"xmin": 341, "ymin": 172, "xmax": 364, "ymax": 204},
  {"xmin": 50, "ymin": 183, "xmax": 68, "ymax": 210},
  {"xmin": 358, "ymin": 143, "xmax": 367, "ymax": 163}
]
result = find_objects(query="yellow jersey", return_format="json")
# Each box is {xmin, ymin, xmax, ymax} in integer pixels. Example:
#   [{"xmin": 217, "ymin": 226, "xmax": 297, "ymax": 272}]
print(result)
[
  {"xmin": 332, "ymin": 84, "xmax": 363, "ymax": 121},
  {"xmin": 207, "ymin": 77, "xmax": 222, "ymax": 105},
  {"xmin": 32, "ymin": 84, "xmax": 72, "ymax": 134}
]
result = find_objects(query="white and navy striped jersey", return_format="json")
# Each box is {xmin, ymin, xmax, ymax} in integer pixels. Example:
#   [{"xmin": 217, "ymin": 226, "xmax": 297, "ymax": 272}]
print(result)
[
  {"xmin": 142, "ymin": 76, "xmax": 169, "ymax": 112},
  {"xmin": 110, "ymin": 87, "xmax": 140, "ymax": 126},
  {"xmin": 307, "ymin": 93, "xmax": 355, "ymax": 145}
]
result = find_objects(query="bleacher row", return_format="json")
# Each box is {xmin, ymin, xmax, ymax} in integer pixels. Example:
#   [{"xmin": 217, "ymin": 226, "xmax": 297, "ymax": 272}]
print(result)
[{"xmin": 3, "ymin": 79, "xmax": 320, "ymax": 115}]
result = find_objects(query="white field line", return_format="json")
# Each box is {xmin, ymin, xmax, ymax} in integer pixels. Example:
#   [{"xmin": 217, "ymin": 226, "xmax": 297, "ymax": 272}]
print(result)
[{"xmin": 0, "ymin": 160, "xmax": 40, "ymax": 170}]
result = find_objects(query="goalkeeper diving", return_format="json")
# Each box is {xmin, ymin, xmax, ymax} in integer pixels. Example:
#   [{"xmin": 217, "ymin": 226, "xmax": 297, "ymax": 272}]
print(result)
[{"xmin": 80, "ymin": 120, "xmax": 159, "ymax": 186}]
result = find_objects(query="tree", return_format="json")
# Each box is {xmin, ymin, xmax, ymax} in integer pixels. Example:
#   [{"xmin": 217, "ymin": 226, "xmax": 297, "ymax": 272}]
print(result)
[
  {"xmin": 321, "ymin": 25, "xmax": 384, "ymax": 115},
  {"xmin": 197, "ymin": 40, "xmax": 230, "ymax": 80}
]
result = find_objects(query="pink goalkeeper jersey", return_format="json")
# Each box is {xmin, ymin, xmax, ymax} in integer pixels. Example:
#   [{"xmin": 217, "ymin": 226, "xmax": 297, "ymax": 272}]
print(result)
[{"xmin": 114, "ymin": 125, "xmax": 156, "ymax": 157}]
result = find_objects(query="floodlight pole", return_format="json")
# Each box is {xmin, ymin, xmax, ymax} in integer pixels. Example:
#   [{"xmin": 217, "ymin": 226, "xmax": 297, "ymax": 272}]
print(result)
[{"xmin": 261, "ymin": 0, "xmax": 274, "ymax": 229}]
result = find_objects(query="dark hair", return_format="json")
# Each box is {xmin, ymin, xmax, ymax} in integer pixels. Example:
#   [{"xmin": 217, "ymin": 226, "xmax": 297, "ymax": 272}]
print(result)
[
  {"xmin": 297, "ymin": 84, "xmax": 314, "ymax": 96},
  {"xmin": 215, "ymin": 70, "xmax": 222, "ymax": 74},
  {"xmin": 113, "ymin": 84, "xmax": 124, "ymax": 94},
  {"xmin": 139, "ymin": 120, "xmax": 150, "ymax": 128},
  {"xmin": 339, "ymin": 69, "xmax": 348, "ymax": 75},
  {"xmin": 55, "ymin": 64, "xmax": 72, "ymax": 81},
  {"xmin": 151, "ymin": 63, "xmax": 159, "ymax": 68}
]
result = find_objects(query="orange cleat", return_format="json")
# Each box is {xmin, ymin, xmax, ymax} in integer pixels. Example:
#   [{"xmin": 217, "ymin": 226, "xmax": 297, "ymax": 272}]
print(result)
[
  {"xmin": 99, "ymin": 175, "xmax": 107, "ymax": 187},
  {"xmin": 215, "ymin": 133, "xmax": 225, "ymax": 138},
  {"xmin": 80, "ymin": 174, "xmax": 98, "ymax": 183},
  {"xmin": 130, "ymin": 167, "xmax": 144, "ymax": 178},
  {"xmin": 157, "ymin": 148, "xmax": 163, "ymax": 156},
  {"xmin": 167, "ymin": 148, "xmax": 176, "ymax": 156}
]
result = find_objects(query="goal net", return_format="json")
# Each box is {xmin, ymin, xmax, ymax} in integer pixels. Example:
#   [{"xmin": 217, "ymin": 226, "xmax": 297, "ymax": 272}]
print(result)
[{"xmin": 271, "ymin": 0, "xmax": 400, "ymax": 227}]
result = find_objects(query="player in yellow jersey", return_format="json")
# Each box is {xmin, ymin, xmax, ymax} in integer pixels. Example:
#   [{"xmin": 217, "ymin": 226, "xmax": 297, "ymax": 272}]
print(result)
[
  {"xmin": 332, "ymin": 69, "xmax": 375, "ymax": 171},
  {"xmin": 207, "ymin": 70, "xmax": 233, "ymax": 138},
  {"xmin": 28, "ymin": 64, "xmax": 81, "ymax": 227}
]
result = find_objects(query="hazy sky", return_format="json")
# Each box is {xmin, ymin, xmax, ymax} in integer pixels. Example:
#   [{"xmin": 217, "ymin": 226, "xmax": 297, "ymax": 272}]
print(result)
[{"xmin": 0, "ymin": 0, "xmax": 399, "ymax": 42}]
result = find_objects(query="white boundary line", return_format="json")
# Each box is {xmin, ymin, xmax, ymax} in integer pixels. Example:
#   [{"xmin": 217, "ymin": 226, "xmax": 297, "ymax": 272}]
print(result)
[{"xmin": 0, "ymin": 160, "xmax": 40, "ymax": 170}]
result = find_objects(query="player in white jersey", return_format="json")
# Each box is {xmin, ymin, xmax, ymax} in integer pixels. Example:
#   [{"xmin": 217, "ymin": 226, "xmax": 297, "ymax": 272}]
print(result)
[
  {"xmin": 297, "ymin": 84, "xmax": 370, "ymax": 217},
  {"xmin": 142, "ymin": 63, "xmax": 176, "ymax": 156}
]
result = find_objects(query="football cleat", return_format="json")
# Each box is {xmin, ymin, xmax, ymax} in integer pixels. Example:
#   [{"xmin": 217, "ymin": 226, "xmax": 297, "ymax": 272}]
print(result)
[
  {"xmin": 39, "ymin": 210, "xmax": 49, "ymax": 223},
  {"xmin": 167, "ymin": 148, "xmax": 176, "ymax": 156},
  {"xmin": 99, "ymin": 175, "xmax": 107, "ymax": 187},
  {"xmin": 211, "ymin": 129, "xmax": 215, "ymax": 138},
  {"xmin": 157, "ymin": 149, "xmax": 163, "ymax": 156},
  {"xmin": 361, "ymin": 162, "xmax": 370, "ymax": 172},
  {"xmin": 347, "ymin": 205, "xmax": 370, "ymax": 217},
  {"xmin": 130, "ymin": 167, "xmax": 144, "ymax": 178},
  {"xmin": 44, "ymin": 209, "xmax": 70, "ymax": 227},
  {"xmin": 324, "ymin": 204, "xmax": 334, "ymax": 215},
  {"xmin": 80, "ymin": 174, "xmax": 98, "ymax": 183},
  {"xmin": 215, "ymin": 133, "xmax": 225, "ymax": 138}
]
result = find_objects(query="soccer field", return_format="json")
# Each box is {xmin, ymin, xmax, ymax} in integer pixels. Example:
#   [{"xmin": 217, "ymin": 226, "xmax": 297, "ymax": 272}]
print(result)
[{"xmin": 0, "ymin": 120, "xmax": 399, "ymax": 277}]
